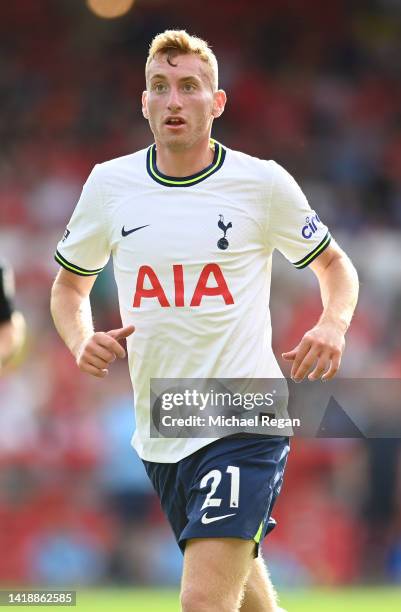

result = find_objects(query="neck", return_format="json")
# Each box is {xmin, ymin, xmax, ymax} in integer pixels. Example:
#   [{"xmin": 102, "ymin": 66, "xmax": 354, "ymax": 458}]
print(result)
[{"xmin": 154, "ymin": 136, "xmax": 215, "ymax": 177}]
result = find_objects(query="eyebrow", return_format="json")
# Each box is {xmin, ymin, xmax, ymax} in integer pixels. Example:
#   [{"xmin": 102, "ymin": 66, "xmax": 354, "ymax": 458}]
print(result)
[{"xmin": 149, "ymin": 74, "xmax": 202, "ymax": 83}]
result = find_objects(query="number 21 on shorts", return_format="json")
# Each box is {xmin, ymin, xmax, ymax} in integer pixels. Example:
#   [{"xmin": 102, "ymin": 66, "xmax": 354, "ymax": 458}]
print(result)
[{"xmin": 200, "ymin": 466, "xmax": 240, "ymax": 510}]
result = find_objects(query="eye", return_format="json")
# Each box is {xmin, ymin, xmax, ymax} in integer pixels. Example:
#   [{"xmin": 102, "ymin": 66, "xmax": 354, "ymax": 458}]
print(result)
[
  {"xmin": 183, "ymin": 82, "xmax": 196, "ymax": 92},
  {"xmin": 154, "ymin": 83, "xmax": 167, "ymax": 93}
]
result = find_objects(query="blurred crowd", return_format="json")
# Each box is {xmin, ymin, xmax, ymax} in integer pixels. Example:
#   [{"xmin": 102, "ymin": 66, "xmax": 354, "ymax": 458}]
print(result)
[{"xmin": 0, "ymin": 0, "xmax": 400, "ymax": 588}]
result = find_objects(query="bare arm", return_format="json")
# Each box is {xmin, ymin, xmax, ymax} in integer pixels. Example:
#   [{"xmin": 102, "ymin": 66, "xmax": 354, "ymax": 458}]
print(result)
[
  {"xmin": 282, "ymin": 240, "xmax": 359, "ymax": 381},
  {"xmin": 51, "ymin": 269, "xmax": 96, "ymax": 357},
  {"xmin": 310, "ymin": 240, "xmax": 359, "ymax": 334},
  {"xmin": 51, "ymin": 269, "xmax": 134, "ymax": 378}
]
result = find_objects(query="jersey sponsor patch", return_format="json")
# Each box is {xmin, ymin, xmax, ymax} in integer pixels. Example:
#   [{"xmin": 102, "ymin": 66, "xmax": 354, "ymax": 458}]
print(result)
[
  {"xmin": 301, "ymin": 214, "xmax": 322, "ymax": 239},
  {"xmin": 132, "ymin": 263, "xmax": 234, "ymax": 308}
]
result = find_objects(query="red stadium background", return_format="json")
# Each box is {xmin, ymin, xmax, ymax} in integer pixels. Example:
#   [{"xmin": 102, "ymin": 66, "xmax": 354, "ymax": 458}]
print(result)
[{"xmin": 0, "ymin": 0, "xmax": 400, "ymax": 589}]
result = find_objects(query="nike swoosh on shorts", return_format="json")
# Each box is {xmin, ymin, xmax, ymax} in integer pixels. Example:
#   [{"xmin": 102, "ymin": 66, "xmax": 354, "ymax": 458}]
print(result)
[{"xmin": 201, "ymin": 512, "xmax": 237, "ymax": 525}]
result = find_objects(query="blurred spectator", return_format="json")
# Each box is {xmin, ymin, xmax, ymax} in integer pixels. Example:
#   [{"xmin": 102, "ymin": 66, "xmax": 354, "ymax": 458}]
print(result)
[
  {"xmin": 27, "ymin": 526, "xmax": 108, "ymax": 586},
  {"xmin": 0, "ymin": 260, "xmax": 25, "ymax": 370},
  {"xmin": 359, "ymin": 439, "xmax": 401, "ymax": 582}
]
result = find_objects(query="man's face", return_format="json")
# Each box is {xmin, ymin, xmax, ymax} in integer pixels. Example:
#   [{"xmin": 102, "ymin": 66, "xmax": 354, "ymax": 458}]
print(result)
[{"xmin": 142, "ymin": 53, "xmax": 226, "ymax": 151}]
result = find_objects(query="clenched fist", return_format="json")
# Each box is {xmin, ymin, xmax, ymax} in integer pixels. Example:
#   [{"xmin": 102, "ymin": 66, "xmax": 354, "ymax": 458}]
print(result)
[{"xmin": 76, "ymin": 325, "xmax": 135, "ymax": 378}]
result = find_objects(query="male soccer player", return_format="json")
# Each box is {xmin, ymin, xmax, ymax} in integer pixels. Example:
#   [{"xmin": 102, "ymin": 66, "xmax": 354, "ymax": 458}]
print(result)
[
  {"xmin": 51, "ymin": 30, "xmax": 359, "ymax": 611},
  {"xmin": 0, "ymin": 261, "xmax": 25, "ymax": 371}
]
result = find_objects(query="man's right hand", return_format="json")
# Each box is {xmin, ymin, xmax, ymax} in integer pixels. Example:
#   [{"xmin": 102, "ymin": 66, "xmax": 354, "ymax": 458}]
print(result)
[{"xmin": 76, "ymin": 324, "xmax": 135, "ymax": 378}]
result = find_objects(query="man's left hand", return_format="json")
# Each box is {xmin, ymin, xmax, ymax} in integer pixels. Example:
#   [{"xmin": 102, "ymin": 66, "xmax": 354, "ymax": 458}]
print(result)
[{"xmin": 281, "ymin": 322, "xmax": 345, "ymax": 382}]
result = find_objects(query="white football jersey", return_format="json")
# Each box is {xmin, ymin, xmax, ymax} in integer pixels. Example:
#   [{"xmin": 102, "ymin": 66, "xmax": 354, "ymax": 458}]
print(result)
[{"xmin": 55, "ymin": 140, "xmax": 331, "ymax": 462}]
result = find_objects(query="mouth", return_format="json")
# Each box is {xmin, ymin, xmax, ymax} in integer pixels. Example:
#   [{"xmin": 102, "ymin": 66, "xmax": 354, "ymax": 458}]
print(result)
[{"xmin": 164, "ymin": 116, "xmax": 186, "ymax": 129}]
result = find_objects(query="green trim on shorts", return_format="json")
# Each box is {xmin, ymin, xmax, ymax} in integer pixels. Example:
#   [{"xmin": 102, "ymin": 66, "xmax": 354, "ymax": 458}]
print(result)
[{"xmin": 253, "ymin": 520, "xmax": 264, "ymax": 544}]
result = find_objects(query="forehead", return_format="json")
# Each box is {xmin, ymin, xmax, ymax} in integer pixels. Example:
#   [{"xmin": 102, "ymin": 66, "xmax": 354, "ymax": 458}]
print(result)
[{"xmin": 147, "ymin": 53, "xmax": 211, "ymax": 86}]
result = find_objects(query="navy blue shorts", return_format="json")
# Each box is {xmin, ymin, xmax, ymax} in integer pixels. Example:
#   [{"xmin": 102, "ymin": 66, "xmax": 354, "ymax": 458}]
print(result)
[{"xmin": 142, "ymin": 435, "xmax": 290, "ymax": 556}]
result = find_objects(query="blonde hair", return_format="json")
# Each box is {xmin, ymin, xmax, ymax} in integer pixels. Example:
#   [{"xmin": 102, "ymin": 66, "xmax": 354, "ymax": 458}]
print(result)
[{"xmin": 146, "ymin": 29, "xmax": 218, "ymax": 91}]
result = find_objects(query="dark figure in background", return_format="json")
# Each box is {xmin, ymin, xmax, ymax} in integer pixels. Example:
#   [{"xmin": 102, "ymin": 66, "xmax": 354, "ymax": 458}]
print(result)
[
  {"xmin": 0, "ymin": 261, "xmax": 25, "ymax": 371},
  {"xmin": 361, "ymin": 439, "xmax": 401, "ymax": 582}
]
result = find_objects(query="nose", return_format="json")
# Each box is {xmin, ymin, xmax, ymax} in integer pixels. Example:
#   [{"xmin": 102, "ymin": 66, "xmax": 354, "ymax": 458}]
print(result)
[{"xmin": 167, "ymin": 87, "xmax": 183, "ymax": 112}]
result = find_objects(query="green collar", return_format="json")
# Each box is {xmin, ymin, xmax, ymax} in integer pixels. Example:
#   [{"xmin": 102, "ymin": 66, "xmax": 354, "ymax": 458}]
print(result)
[{"xmin": 146, "ymin": 139, "xmax": 226, "ymax": 187}]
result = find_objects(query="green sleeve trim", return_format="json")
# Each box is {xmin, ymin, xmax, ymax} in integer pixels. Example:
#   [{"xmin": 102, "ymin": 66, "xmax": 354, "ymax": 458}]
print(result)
[
  {"xmin": 293, "ymin": 232, "xmax": 331, "ymax": 269},
  {"xmin": 54, "ymin": 250, "xmax": 104, "ymax": 276}
]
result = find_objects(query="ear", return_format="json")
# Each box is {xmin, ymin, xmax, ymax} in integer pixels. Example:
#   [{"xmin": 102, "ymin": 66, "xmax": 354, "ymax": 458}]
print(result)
[
  {"xmin": 212, "ymin": 89, "xmax": 227, "ymax": 119},
  {"xmin": 142, "ymin": 91, "xmax": 149, "ymax": 119}
]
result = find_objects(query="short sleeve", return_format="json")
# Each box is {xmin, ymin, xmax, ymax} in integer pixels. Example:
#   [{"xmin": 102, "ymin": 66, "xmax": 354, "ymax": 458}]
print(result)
[
  {"xmin": 54, "ymin": 165, "xmax": 110, "ymax": 276},
  {"xmin": 268, "ymin": 161, "xmax": 331, "ymax": 269}
]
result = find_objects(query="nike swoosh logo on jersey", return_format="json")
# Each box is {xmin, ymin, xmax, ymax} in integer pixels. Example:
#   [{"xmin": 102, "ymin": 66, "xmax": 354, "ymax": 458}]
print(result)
[
  {"xmin": 201, "ymin": 512, "xmax": 236, "ymax": 525},
  {"xmin": 121, "ymin": 224, "xmax": 150, "ymax": 237}
]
